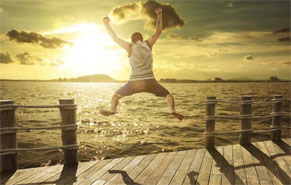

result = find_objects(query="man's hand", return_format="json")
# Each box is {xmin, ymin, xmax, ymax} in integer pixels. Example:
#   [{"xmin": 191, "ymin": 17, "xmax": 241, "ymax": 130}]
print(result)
[
  {"xmin": 155, "ymin": 7, "xmax": 162, "ymax": 15},
  {"xmin": 103, "ymin": 17, "xmax": 110, "ymax": 25}
]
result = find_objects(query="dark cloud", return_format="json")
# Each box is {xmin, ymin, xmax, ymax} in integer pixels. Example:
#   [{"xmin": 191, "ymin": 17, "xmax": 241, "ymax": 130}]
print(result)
[
  {"xmin": 167, "ymin": 33, "xmax": 202, "ymax": 42},
  {"xmin": 141, "ymin": 1, "xmax": 185, "ymax": 30},
  {"xmin": 282, "ymin": 61, "xmax": 291, "ymax": 65},
  {"xmin": 111, "ymin": 0, "xmax": 185, "ymax": 30},
  {"xmin": 244, "ymin": 55, "xmax": 254, "ymax": 60},
  {"xmin": 0, "ymin": 51, "xmax": 15, "ymax": 64},
  {"xmin": 16, "ymin": 52, "xmax": 45, "ymax": 65},
  {"xmin": 188, "ymin": 36, "xmax": 202, "ymax": 42},
  {"xmin": 273, "ymin": 28, "xmax": 290, "ymax": 34},
  {"xmin": 277, "ymin": 36, "xmax": 290, "ymax": 42},
  {"xmin": 6, "ymin": 29, "xmax": 73, "ymax": 49}
]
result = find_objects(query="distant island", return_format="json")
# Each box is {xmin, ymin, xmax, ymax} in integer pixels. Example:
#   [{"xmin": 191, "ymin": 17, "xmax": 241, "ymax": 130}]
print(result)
[
  {"xmin": 55, "ymin": 74, "xmax": 116, "ymax": 82},
  {"xmin": 0, "ymin": 75, "xmax": 290, "ymax": 83},
  {"xmin": 159, "ymin": 76, "xmax": 290, "ymax": 83}
]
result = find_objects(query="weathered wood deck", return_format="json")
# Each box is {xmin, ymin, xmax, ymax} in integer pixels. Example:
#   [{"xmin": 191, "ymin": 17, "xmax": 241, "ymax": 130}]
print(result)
[{"xmin": 1, "ymin": 138, "xmax": 290, "ymax": 185}]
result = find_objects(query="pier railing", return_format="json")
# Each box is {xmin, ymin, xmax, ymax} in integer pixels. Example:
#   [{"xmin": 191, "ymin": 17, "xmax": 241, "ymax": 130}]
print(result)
[
  {"xmin": 0, "ymin": 98, "xmax": 78, "ymax": 173},
  {"xmin": 204, "ymin": 95, "xmax": 291, "ymax": 148}
]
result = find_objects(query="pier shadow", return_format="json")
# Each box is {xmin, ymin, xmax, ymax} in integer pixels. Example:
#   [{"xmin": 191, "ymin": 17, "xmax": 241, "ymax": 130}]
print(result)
[
  {"xmin": 108, "ymin": 170, "xmax": 140, "ymax": 185},
  {"xmin": 207, "ymin": 148, "xmax": 245, "ymax": 185},
  {"xmin": 273, "ymin": 139, "xmax": 291, "ymax": 155},
  {"xmin": 241, "ymin": 143, "xmax": 291, "ymax": 185},
  {"xmin": 187, "ymin": 171, "xmax": 200, "ymax": 185},
  {"xmin": 0, "ymin": 172, "xmax": 14, "ymax": 184}
]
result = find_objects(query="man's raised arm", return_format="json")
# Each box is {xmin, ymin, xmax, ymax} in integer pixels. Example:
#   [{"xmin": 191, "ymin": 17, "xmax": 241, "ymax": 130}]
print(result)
[
  {"xmin": 147, "ymin": 7, "xmax": 163, "ymax": 50},
  {"xmin": 103, "ymin": 17, "xmax": 131, "ymax": 53}
]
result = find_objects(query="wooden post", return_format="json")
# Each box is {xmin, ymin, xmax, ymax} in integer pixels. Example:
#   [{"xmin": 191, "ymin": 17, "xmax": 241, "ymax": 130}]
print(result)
[
  {"xmin": 59, "ymin": 98, "xmax": 78, "ymax": 164},
  {"xmin": 205, "ymin": 97, "xmax": 216, "ymax": 148},
  {"xmin": 271, "ymin": 95, "xmax": 283, "ymax": 141},
  {"xmin": 0, "ymin": 100, "xmax": 17, "ymax": 173},
  {"xmin": 239, "ymin": 95, "xmax": 252, "ymax": 144}
]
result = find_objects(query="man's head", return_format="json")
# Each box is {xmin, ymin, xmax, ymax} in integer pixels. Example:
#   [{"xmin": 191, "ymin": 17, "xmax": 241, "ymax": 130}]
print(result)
[{"xmin": 131, "ymin": 32, "xmax": 143, "ymax": 43}]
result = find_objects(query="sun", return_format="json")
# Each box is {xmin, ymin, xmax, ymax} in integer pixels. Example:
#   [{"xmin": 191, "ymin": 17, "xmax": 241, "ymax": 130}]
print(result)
[{"xmin": 61, "ymin": 23, "xmax": 125, "ymax": 77}]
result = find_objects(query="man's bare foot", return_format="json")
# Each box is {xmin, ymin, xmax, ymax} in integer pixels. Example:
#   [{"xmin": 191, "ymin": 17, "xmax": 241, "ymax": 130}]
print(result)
[
  {"xmin": 100, "ymin": 109, "xmax": 116, "ymax": 116},
  {"xmin": 172, "ymin": 112, "xmax": 184, "ymax": 121}
]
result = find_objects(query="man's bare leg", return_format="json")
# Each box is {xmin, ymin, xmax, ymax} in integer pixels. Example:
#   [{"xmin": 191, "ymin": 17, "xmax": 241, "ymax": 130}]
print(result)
[
  {"xmin": 165, "ymin": 94, "xmax": 184, "ymax": 121},
  {"xmin": 100, "ymin": 94, "xmax": 122, "ymax": 115}
]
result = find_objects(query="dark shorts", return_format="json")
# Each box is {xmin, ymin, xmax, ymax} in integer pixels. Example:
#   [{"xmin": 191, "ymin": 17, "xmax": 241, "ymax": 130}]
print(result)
[{"xmin": 116, "ymin": 79, "xmax": 170, "ymax": 97}]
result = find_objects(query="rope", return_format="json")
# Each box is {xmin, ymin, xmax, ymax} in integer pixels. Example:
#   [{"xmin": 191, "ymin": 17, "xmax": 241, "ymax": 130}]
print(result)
[
  {"xmin": 0, "ymin": 152, "xmax": 16, "ymax": 156},
  {"xmin": 252, "ymin": 129, "xmax": 280, "ymax": 134},
  {"xmin": 270, "ymin": 126, "xmax": 291, "ymax": 129},
  {"xmin": 0, "ymin": 124, "xmax": 77, "ymax": 132},
  {"xmin": 205, "ymin": 98, "xmax": 290, "ymax": 105},
  {"xmin": 206, "ymin": 111, "xmax": 290, "ymax": 120},
  {"xmin": 204, "ymin": 129, "xmax": 254, "ymax": 136},
  {"xmin": 0, "ymin": 104, "xmax": 77, "ymax": 108},
  {"xmin": 0, "ymin": 144, "xmax": 79, "ymax": 153}
]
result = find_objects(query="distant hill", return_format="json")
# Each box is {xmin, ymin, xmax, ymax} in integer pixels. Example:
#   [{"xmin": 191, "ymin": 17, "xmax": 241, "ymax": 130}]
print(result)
[{"xmin": 58, "ymin": 74, "xmax": 116, "ymax": 82}]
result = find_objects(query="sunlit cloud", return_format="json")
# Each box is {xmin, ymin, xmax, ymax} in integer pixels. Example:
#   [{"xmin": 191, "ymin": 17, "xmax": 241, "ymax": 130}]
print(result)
[
  {"xmin": 5, "ymin": 29, "xmax": 73, "ymax": 49},
  {"xmin": 0, "ymin": 51, "xmax": 15, "ymax": 64},
  {"xmin": 16, "ymin": 52, "xmax": 46, "ymax": 65}
]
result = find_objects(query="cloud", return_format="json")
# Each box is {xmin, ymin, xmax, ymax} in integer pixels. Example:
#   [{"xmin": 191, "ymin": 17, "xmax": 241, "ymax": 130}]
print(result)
[
  {"xmin": 166, "ymin": 33, "xmax": 202, "ymax": 42},
  {"xmin": 16, "ymin": 52, "xmax": 45, "ymax": 65},
  {"xmin": 188, "ymin": 36, "xmax": 202, "ymax": 42},
  {"xmin": 167, "ymin": 33, "xmax": 182, "ymax": 39},
  {"xmin": 282, "ymin": 61, "xmax": 291, "ymax": 65},
  {"xmin": 273, "ymin": 28, "xmax": 290, "ymax": 34},
  {"xmin": 111, "ymin": 0, "xmax": 185, "ymax": 30},
  {"xmin": 277, "ymin": 36, "xmax": 290, "ymax": 42},
  {"xmin": 0, "ymin": 51, "xmax": 15, "ymax": 64},
  {"xmin": 244, "ymin": 55, "xmax": 254, "ymax": 60},
  {"xmin": 6, "ymin": 29, "xmax": 73, "ymax": 49},
  {"xmin": 111, "ymin": 3, "xmax": 139, "ymax": 20}
]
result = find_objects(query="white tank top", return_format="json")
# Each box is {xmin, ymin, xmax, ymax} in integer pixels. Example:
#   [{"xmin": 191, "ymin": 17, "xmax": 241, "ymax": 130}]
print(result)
[{"xmin": 128, "ymin": 40, "xmax": 155, "ymax": 81}]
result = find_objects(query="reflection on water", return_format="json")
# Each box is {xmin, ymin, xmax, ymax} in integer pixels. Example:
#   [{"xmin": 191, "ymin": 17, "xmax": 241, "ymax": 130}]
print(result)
[{"xmin": 1, "ymin": 81, "xmax": 290, "ymax": 168}]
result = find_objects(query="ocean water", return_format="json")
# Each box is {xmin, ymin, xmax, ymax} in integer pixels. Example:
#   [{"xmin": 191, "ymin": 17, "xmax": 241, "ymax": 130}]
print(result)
[{"xmin": 0, "ymin": 81, "xmax": 290, "ymax": 168}]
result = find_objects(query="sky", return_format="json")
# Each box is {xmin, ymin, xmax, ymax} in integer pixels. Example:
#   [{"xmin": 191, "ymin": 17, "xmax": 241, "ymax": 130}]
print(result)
[{"xmin": 0, "ymin": 0, "xmax": 290, "ymax": 80}]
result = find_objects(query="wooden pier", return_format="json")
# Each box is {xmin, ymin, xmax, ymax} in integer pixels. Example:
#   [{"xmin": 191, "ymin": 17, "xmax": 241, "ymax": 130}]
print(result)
[
  {"xmin": 1, "ymin": 139, "xmax": 290, "ymax": 185},
  {"xmin": 1, "ymin": 95, "xmax": 290, "ymax": 184}
]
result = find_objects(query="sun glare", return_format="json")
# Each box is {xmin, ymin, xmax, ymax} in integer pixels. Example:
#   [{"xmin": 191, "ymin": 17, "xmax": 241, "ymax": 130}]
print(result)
[{"xmin": 61, "ymin": 23, "xmax": 124, "ymax": 77}]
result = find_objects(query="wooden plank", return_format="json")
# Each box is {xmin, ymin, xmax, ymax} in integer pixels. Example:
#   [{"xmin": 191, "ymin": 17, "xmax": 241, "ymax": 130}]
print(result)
[
  {"xmin": 274, "ymin": 140, "xmax": 291, "ymax": 166},
  {"xmin": 182, "ymin": 148, "xmax": 206, "ymax": 185},
  {"xmin": 246, "ymin": 142, "xmax": 273, "ymax": 185},
  {"xmin": 256, "ymin": 141, "xmax": 290, "ymax": 185},
  {"xmin": 72, "ymin": 159, "xmax": 113, "ymax": 184},
  {"xmin": 105, "ymin": 154, "xmax": 155, "ymax": 185},
  {"xmin": 78, "ymin": 158, "xmax": 124, "ymax": 184},
  {"xmin": 232, "ymin": 144, "xmax": 247, "ymax": 185},
  {"xmin": 265, "ymin": 140, "xmax": 291, "ymax": 173},
  {"xmin": 196, "ymin": 149, "xmax": 213, "ymax": 185},
  {"xmin": 282, "ymin": 138, "xmax": 291, "ymax": 145},
  {"xmin": 15, "ymin": 164, "xmax": 63, "ymax": 184},
  {"xmin": 157, "ymin": 150, "xmax": 187, "ymax": 185},
  {"xmin": 4, "ymin": 166, "xmax": 50, "ymax": 185},
  {"xmin": 241, "ymin": 143, "xmax": 261, "ymax": 185},
  {"xmin": 208, "ymin": 146, "xmax": 223, "ymax": 185},
  {"xmin": 221, "ymin": 145, "xmax": 234, "ymax": 185},
  {"xmin": 143, "ymin": 151, "xmax": 177, "ymax": 185},
  {"xmin": 134, "ymin": 152, "xmax": 168, "ymax": 184},
  {"xmin": 46, "ymin": 160, "xmax": 99, "ymax": 184},
  {"xmin": 169, "ymin": 150, "xmax": 197, "ymax": 185},
  {"xmin": 92, "ymin": 157, "xmax": 135, "ymax": 185}
]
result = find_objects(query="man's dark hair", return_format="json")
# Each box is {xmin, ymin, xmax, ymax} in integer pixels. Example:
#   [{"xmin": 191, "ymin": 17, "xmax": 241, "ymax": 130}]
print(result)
[{"xmin": 131, "ymin": 32, "xmax": 143, "ymax": 43}]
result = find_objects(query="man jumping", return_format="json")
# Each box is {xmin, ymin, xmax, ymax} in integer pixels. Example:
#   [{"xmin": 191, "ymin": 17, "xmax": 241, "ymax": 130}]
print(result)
[{"xmin": 100, "ymin": 7, "xmax": 184, "ymax": 121}]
